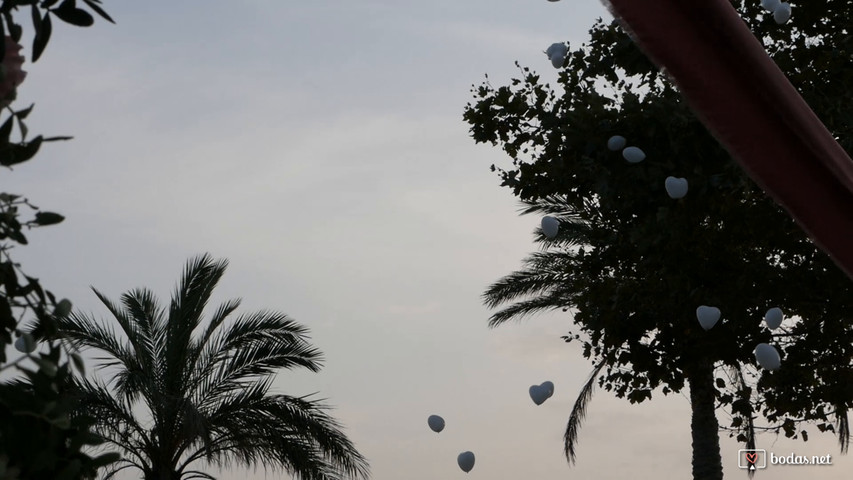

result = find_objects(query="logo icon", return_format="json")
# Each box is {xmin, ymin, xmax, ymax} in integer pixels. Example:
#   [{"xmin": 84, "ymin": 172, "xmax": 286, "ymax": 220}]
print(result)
[{"xmin": 738, "ymin": 449, "xmax": 767, "ymax": 470}]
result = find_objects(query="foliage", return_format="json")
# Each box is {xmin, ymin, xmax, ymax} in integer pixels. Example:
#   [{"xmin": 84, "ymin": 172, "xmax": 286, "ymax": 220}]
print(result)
[
  {"xmin": 57, "ymin": 254, "xmax": 371, "ymax": 480},
  {"xmin": 0, "ymin": 1, "xmax": 117, "ymax": 478},
  {"xmin": 464, "ymin": 0, "xmax": 853, "ymax": 464}
]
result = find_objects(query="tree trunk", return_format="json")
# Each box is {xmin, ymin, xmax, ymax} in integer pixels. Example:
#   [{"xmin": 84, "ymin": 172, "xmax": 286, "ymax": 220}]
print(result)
[{"xmin": 688, "ymin": 360, "xmax": 723, "ymax": 480}]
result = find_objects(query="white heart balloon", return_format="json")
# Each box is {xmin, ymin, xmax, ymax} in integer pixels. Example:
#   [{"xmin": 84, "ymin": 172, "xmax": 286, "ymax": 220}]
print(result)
[
  {"xmin": 696, "ymin": 306, "xmax": 721, "ymax": 331},
  {"xmin": 665, "ymin": 177, "xmax": 689, "ymax": 199},
  {"xmin": 529, "ymin": 381, "xmax": 554, "ymax": 405},
  {"xmin": 774, "ymin": 2, "xmax": 791, "ymax": 24},
  {"xmin": 607, "ymin": 135, "xmax": 627, "ymax": 151},
  {"xmin": 457, "ymin": 451, "xmax": 475, "ymax": 473},
  {"xmin": 541, "ymin": 381, "xmax": 555, "ymax": 398},
  {"xmin": 14, "ymin": 334, "xmax": 35, "ymax": 353},
  {"xmin": 541, "ymin": 216, "xmax": 559, "ymax": 239},
  {"xmin": 764, "ymin": 307, "xmax": 783, "ymax": 330},
  {"xmin": 761, "ymin": 0, "xmax": 780, "ymax": 12},
  {"xmin": 754, "ymin": 343, "xmax": 781, "ymax": 370},
  {"xmin": 427, "ymin": 414, "xmax": 445, "ymax": 433},
  {"xmin": 622, "ymin": 146, "xmax": 645, "ymax": 163},
  {"xmin": 529, "ymin": 384, "xmax": 548, "ymax": 405}
]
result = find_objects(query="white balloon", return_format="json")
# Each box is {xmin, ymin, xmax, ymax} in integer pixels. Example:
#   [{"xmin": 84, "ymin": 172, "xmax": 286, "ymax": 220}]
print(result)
[
  {"xmin": 622, "ymin": 146, "xmax": 646, "ymax": 163},
  {"xmin": 541, "ymin": 216, "xmax": 559, "ymax": 239},
  {"xmin": 541, "ymin": 381, "xmax": 555, "ymax": 398},
  {"xmin": 457, "ymin": 451, "xmax": 475, "ymax": 473},
  {"xmin": 529, "ymin": 385, "xmax": 548, "ymax": 405},
  {"xmin": 607, "ymin": 135, "xmax": 627, "ymax": 151},
  {"xmin": 546, "ymin": 43, "xmax": 568, "ymax": 69},
  {"xmin": 774, "ymin": 2, "xmax": 791, "ymax": 24},
  {"xmin": 696, "ymin": 306, "xmax": 721, "ymax": 331},
  {"xmin": 764, "ymin": 307, "xmax": 783, "ymax": 330},
  {"xmin": 14, "ymin": 334, "xmax": 35, "ymax": 353},
  {"xmin": 545, "ymin": 43, "xmax": 565, "ymax": 58},
  {"xmin": 427, "ymin": 415, "xmax": 445, "ymax": 433},
  {"xmin": 754, "ymin": 343, "xmax": 781, "ymax": 370},
  {"xmin": 761, "ymin": 0, "xmax": 780, "ymax": 12},
  {"xmin": 665, "ymin": 176, "xmax": 689, "ymax": 199}
]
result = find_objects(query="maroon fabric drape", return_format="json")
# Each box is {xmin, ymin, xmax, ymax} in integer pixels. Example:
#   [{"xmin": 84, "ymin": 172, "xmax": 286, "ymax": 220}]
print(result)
[{"xmin": 602, "ymin": 0, "xmax": 853, "ymax": 279}]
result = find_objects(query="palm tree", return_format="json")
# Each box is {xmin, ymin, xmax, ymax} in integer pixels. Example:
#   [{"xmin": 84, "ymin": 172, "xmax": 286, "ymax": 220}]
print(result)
[{"xmin": 56, "ymin": 254, "xmax": 370, "ymax": 480}]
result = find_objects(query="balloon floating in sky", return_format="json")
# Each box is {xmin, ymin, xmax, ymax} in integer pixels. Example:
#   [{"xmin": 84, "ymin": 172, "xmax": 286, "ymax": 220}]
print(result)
[
  {"xmin": 541, "ymin": 216, "xmax": 559, "ymax": 239},
  {"xmin": 14, "ymin": 334, "xmax": 35, "ymax": 353},
  {"xmin": 760, "ymin": 0, "xmax": 780, "ymax": 12},
  {"xmin": 529, "ymin": 381, "xmax": 555, "ymax": 405},
  {"xmin": 696, "ymin": 306, "xmax": 721, "ymax": 331},
  {"xmin": 764, "ymin": 307, "xmax": 783, "ymax": 330},
  {"xmin": 754, "ymin": 343, "xmax": 781, "ymax": 370},
  {"xmin": 607, "ymin": 135, "xmax": 627, "ymax": 151},
  {"xmin": 457, "ymin": 451, "xmax": 475, "ymax": 473},
  {"xmin": 427, "ymin": 415, "xmax": 445, "ymax": 433},
  {"xmin": 773, "ymin": 2, "xmax": 792, "ymax": 24},
  {"xmin": 665, "ymin": 176, "xmax": 689, "ymax": 199},
  {"xmin": 546, "ymin": 42, "xmax": 568, "ymax": 69},
  {"xmin": 622, "ymin": 146, "xmax": 645, "ymax": 163}
]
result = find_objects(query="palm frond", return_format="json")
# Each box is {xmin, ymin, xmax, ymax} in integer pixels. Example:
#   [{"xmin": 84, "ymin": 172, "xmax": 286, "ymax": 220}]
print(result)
[
  {"xmin": 837, "ymin": 406, "xmax": 850, "ymax": 454},
  {"xmin": 188, "ymin": 310, "xmax": 323, "ymax": 404},
  {"xmin": 483, "ymin": 251, "xmax": 578, "ymax": 309},
  {"xmin": 185, "ymin": 298, "xmax": 242, "ymax": 376},
  {"xmin": 518, "ymin": 199, "xmax": 594, "ymax": 247},
  {"xmin": 487, "ymin": 293, "xmax": 575, "ymax": 328},
  {"xmin": 71, "ymin": 378, "xmax": 155, "ymax": 468},
  {"xmin": 55, "ymin": 311, "xmax": 143, "ymax": 377},
  {"xmin": 194, "ymin": 385, "xmax": 369, "ymax": 480},
  {"xmin": 564, "ymin": 361, "xmax": 605, "ymax": 464},
  {"xmin": 120, "ymin": 287, "xmax": 165, "ymax": 366},
  {"xmin": 164, "ymin": 254, "xmax": 228, "ymax": 396}
]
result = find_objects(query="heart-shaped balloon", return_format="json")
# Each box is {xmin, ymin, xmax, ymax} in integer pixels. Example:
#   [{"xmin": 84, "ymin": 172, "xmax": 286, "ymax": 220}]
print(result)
[
  {"xmin": 754, "ymin": 343, "xmax": 781, "ymax": 370},
  {"xmin": 427, "ymin": 414, "xmax": 445, "ymax": 433},
  {"xmin": 764, "ymin": 307, "xmax": 783, "ymax": 330},
  {"xmin": 607, "ymin": 135, "xmax": 626, "ymax": 151},
  {"xmin": 761, "ymin": 0, "xmax": 780, "ymax": 12},
  {"xmin": 529, "ymin": 382, "xmax": 553, "ymax": 405},
  {"xmin": 774, "ymin": 2, "xmax": 791, "ymax": 24},
  {"xmin": 696, "ymin": 306, "xmax": 721, "ymax": 331},
  {"xmin": 665, "ymin": 177, "xmax": 689, "ymax": 199},
  {"xmin": 14, "ymin": 334, "xmax": 35, "ymax": 353},
  {"xmin": 458, "ymin": 451, "xmax": 475, "ymax": 473},
  {"xmin": 541, "ymin": 216, "xmax": 559, "ymax": 239},
  {"xmin": 622, "ymin": 146, "xmax": 645, "ymax": 163}
]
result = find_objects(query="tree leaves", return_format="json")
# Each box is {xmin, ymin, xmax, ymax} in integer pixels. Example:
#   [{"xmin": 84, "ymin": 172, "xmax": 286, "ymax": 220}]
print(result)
[
  {"xmin": 32, "ymin": 11, "xmax": 51, "ymax": 62},
  {"xmin": 52, "ymin": 0, "xmax": 93, "ymax": 27},
  {"xmin": 34, "ymin": 211, "xmax": 64, "ymax": 226},
  {"xmin": 82, "ymin": 0, "xmax": 114, "ymax": 24}
]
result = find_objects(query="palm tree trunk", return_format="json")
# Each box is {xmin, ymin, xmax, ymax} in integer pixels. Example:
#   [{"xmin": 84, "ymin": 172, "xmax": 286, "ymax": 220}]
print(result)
[{"xmin": 688, "ymin": 360, "xmax": 723, "ymax": 480}]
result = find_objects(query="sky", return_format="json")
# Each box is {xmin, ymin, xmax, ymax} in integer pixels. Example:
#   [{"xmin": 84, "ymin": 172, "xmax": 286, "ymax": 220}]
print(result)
[{"xmin": 5, "ymin": 0, "xmax": 852, "ymax": 479}]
